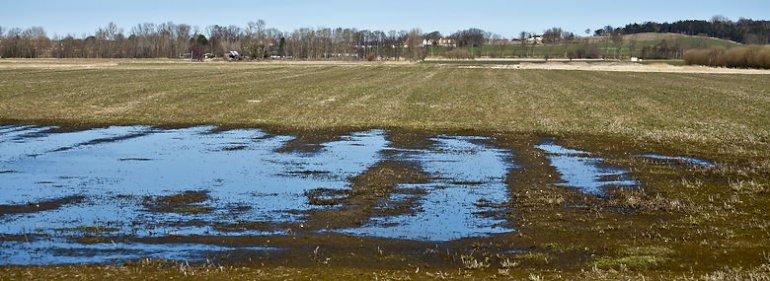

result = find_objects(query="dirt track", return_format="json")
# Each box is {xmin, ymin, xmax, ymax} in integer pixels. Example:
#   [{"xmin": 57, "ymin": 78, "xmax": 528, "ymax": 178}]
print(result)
[
  {"xmin": 2, "ymin": 58, "xmax": 770, "ymax": 74},
  {"xmin": 462, "ymin": 61, "xmax": 770, "ymax": 74}
]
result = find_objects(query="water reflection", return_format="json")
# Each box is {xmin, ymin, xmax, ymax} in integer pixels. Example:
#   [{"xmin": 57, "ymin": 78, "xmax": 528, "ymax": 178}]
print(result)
[
  {"xmin": 0, "ymin": 125, "xmax": 517, "ymax": 264},
  {"xmin": 642, "ymin": 154, "xmax": 715, "ymax": 168},
  {"xmin": 343, "ymin": 136, "xmax": 514, "ymax": 241},
  {"xmin": 537, "ymin": 141, "xmax": 637, "ymax": 195}
]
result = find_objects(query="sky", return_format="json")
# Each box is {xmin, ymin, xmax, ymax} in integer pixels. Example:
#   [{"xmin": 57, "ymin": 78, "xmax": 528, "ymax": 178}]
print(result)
[{"xmin": 1, "ymin": 0, "xmax": 769, "ymax": 38}]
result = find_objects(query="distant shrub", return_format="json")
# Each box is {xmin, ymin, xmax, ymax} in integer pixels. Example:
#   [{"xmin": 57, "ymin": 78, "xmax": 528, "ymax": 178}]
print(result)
[
  {"xmin": 567, "ymin": 45, "xmax": 601, "ymax": 59},
  {"xmin": 365, "ymin": 53, "xmax": 377, "ymax": 61},
  {"xmin": 684, "ymin": 45, "xmax": 770, "ymax": 69},
  {"xmin": 444, "ymin": 48, "xmax": 472, "ymax": 59},
  {"xmin": 683, "ymin": 47, "xmax": 724, "ymax": 66},
  {"xmin": 638, "ymin": 40, "xmax": 683, "ymax": 59}
]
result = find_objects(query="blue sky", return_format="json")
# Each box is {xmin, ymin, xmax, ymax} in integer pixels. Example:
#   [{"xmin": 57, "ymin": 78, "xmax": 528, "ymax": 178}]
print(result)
[{"xmin": 2, "ymin": 0, "xmax": 768, "ymax": 38}]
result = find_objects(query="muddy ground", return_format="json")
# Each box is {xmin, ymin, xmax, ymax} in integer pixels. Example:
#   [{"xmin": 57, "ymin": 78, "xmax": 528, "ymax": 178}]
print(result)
[{"xmin": 1, "ymin": 124, "xmax": 768, "ymax": 279}]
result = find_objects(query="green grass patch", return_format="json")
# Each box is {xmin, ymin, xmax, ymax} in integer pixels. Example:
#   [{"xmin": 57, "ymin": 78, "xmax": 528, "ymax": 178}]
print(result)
[{"xmin": 592, "ymin": 246, "xmax": 675, "ymax": 270}]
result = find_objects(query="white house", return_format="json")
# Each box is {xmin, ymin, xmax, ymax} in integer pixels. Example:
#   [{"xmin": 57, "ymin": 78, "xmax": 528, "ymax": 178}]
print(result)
[
  {"xmin": 526, "ymin": 36, "xmax": 543, "ymax": 45},
  {"xmin": 437, "ymin": 38, "xmax": 456, "ymax": 47}
]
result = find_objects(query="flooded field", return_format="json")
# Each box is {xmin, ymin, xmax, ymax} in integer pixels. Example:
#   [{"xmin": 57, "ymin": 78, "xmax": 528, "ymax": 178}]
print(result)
[
  {"xmin": 0, "ymin": 56, "xmax": 768, "ymax": 278},
  {"xmin": 0, "ymin": 124, "xmax": 746, "ymax": 268}
]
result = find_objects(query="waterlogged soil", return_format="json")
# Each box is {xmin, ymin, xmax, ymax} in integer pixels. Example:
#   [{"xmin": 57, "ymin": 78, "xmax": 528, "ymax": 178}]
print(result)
[{"xmin": 0, "ymin": 124, "xmax": 768, "ymax": 276}]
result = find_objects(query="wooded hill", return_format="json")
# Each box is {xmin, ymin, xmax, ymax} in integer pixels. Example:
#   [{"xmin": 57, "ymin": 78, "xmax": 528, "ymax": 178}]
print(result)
[{"xmin": 597, "ymin": 18, "xmax": 770, "ymax": 44}]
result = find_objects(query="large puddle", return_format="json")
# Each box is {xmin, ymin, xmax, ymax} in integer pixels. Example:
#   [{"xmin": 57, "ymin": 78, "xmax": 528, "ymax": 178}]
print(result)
[
  {"xmin": 0, "ymin": 125, "xmax": 704, "ymax": 265},
  {"xmin": 0, "ymin": 125, "xmax": 517, "ymax": 264}
]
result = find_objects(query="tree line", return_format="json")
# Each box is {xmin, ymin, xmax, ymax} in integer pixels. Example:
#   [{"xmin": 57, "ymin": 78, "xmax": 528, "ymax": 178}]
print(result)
[
  {"xmin": 0, "ymin": 21, "xmax": 496, "ymax": 61},
  {"xmin": 0, "ymin": 21, "xmax": 624, "ymax": 60},
  {"xmin": 2, "ymin": 17, "xmax": 768, "ymax": 61},
  {"xmin": 599, "ymin": 17, "xmax": 770, "ymax": 44}
]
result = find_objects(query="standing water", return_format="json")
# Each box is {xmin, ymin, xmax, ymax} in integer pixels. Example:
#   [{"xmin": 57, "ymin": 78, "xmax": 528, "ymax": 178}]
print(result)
[{"xmin": 0, "ymin": 125, "xmax": 515, "ymax": 264}]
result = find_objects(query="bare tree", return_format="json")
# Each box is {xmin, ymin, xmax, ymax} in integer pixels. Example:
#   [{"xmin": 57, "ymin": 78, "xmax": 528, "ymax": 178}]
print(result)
[
  {"xmin": 451, "ymin": 28, "xmax": 485, "ymax": 58},
  {"xmin": 518, "ymin": 32, "xmax": 529, "ymax": 57},
  {"xmin": 628, "ymin": 38, "xmax": 638, "ymax": 58},
  {"xmin": 174, "ymin": 24, "xmax": 191, "ymax": 58},
  {"xmin": 405, "ymin": 28, "xmax": 425, "ymax": 61},
  {"xmin": 0, "ymin": 26, "xmax": 5, "ymax": 58},
  {"xmin": 542, "ymin": 27, "xmax": 564, "ymax": 44},
  {"xmin": 610, "ymin": 28, "xmax": 624, "ymax": 59},
  {"xmin": 245, "ymin": 20, "xmax": 267, "ymax": 59}
]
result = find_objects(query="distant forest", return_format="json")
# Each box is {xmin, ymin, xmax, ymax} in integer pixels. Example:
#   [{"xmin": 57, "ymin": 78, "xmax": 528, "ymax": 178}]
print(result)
[
  {"xmin": 598, "ymin": 17, "xmax": 770, "ymax": 44},
  {"xmin": 0, "ymin": 17, "xmax": 768, "ymax": 60},
  {"xmin": 0, "ymin": 22, "xmax": 431, "ymax": 60}
]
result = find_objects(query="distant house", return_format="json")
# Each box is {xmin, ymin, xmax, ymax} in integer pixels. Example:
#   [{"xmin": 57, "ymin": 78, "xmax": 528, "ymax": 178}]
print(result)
[
  {"xmin": 526, "ymin": 36, "xmax": 543, "ymax": 45},
  {"xmin": 226, "ymin": 51, "xmax": 241, "ymax": 61},
  {"xmin": 437, "ymin": 38, "xmax": 456, "ymax": 47}
]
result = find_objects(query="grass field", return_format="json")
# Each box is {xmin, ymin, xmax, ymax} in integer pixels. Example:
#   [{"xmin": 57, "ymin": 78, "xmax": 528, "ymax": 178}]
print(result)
[
  {"xmin": 1, "ymin": 59, "xmax": 768, "ymax": 148},
  {"xmin": 1, "ymin": 59, "xmax": 770, "ymax": 280}
]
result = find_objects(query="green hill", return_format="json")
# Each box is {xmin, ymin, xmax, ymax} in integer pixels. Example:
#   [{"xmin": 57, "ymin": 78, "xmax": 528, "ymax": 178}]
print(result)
[
  {"xmin": 428, "ymin": 33, "xmax": 743, "ymax": 59},
  {"xmin": 620, "ymin": 32, "xmax": 742, "ymax": 49}
]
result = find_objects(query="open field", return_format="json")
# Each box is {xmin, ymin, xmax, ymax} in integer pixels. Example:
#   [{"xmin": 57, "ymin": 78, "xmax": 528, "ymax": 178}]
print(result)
[
  {"xmin": 1, "ymin": 59, "xmax": 770, "ymax": 279},
  {"xmin": 1, "ymin": 59, "xmax": 769, "ymax": 146}
]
